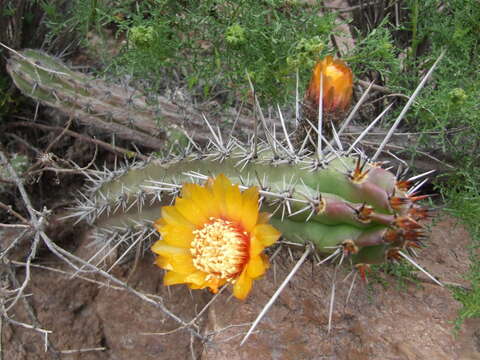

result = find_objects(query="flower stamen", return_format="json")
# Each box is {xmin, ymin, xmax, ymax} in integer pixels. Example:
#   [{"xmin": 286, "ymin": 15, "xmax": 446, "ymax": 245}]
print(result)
[{"xmin": 191, "ymin": 217, "xmax": 249, "ymax": 281}]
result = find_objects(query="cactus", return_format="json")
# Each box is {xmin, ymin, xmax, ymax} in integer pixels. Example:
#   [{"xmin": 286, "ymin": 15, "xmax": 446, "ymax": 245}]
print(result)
[
  {"xmin": 8, "ymin": 48, "xmax": 445, "ymax": 303},
  {"xmin": 12, "ymin": 47, "xmax": 444, "ymax": 341},
  {"xmin": 62, "ymin": 57, "xmax": 442, "ymax": 278},
  {"xmin": 6, "ymin": 49, "xmax": 252, "ymax": 149}
]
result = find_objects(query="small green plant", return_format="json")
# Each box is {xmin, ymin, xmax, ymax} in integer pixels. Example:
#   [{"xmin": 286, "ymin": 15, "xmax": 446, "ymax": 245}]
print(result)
[
  {"xmin": 225, "ymin": 24, "xmax": 246, "ymax": 47},
  {"xmin": 286, "ymin": 36, "xmax": 324, "ymax": 70},
  {"xmin": 372, "ymin": 261, "xmax": 420, "ymax": 291},
  {"xmin": 128, "ymin": 25, "xmax": 155, "ymax": 48},
  {"xmin": 346, "ymin": 20, "xmax": 399, "ymax": 79}
]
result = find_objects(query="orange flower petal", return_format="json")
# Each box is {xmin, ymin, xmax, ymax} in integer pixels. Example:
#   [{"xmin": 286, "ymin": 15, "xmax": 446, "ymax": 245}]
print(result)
[
  {"xmin": 225, "ymin": 182, "xmax": 243, "ymax": 224},
  {"xmin": 204, "ymin": 277, "xmax": 227, "ymax": 293},
  {"xmin": 306, "ymin": 55, "xmax": 353, "ymax": 113},
  {"xmin": 161, "ymin": 206, "xmax": 194, "ymax": 228},
  {"xmin": 249, "ymin": 235, "xmax": 264, "ymax": 257},
  {"xmin": 211, "ymin": 174, "xmax": 232, "ymax": 216},
  {"xmin": 185, "ymin": 271, "xmax": 207, "ymax": 286},
  {"xmin": 246, "ymin": 254, "xmax": 267, "ymax": 279},
  {"xmin": 158, "ymin": 224, "xmax": 193, "ymax": 248},
  {"xmin": 163, "ymin": 271, "xmax": 189, "ymax": 286},
  {"xmin": 175, "ymin": 197, "xmax": 210, "ymax": 227},
  {"xmin": 166, "ymin": 255, "xmax": 196, "ymax": 274},
  {"xmin": 181, "ymin": 183, "xmax": 219, "ymax": 221},
  {"xmin": 257, "ymin": 212, "xmax": 271, "ymax": 224},
  {"xmin": 233, "ymin": 269, "xmax": 253, "ymax": 300},
  {"xmin": 155, "ymin": 256, "xmax": 173, "ymax": 271},
  {"xmin": 151, "ymin": 242, "xmax": 196, "ymax": 274},
  {"xmin": 241, "ymin": 186, "xmax": 259, "ymax": 231},
  {"xmin": 253, "ymin": 224, "xmax": 282, "ymax": 247}
]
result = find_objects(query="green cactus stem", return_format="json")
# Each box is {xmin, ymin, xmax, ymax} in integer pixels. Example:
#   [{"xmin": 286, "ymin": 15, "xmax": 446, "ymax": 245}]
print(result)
[
  {"xmin": 6, "ymin": 49, "xmax": 251, "ymax": 149},
  {"xmin": 68, "ymin": 143, "xmax": 431, "ymax": 270}
]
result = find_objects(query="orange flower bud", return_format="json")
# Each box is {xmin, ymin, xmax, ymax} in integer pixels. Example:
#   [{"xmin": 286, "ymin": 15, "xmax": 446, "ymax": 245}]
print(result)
[{"xmin": 305, "ymin": 55, "xmax": 353, "ymax": 113}]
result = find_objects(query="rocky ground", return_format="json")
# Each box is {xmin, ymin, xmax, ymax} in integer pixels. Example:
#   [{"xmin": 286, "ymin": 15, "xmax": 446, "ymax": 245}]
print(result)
[{"xmin": 4, "ymin": 215, "xmax": 479, "ymax": 360}]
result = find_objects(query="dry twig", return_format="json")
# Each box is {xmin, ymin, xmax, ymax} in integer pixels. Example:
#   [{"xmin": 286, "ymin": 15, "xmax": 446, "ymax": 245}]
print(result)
[{"xmin": 8, "ymin": 120, "xmax": 149, "ymax": 161}]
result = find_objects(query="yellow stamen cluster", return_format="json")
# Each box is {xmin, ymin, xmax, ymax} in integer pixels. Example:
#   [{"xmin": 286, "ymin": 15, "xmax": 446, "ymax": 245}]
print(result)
[
  {"xmin": 323, "ymin": 64, "xmax": 344, "ymax": 82},
  {"xmin": 191, "ymin": 218, "xmax": 248, "ymax": 281}
]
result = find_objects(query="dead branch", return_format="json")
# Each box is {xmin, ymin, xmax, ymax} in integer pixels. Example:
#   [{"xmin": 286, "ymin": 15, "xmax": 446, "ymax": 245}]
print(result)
[{"xmin": 7, "ymin": 120, "xmax": 149, "ymax": 161}]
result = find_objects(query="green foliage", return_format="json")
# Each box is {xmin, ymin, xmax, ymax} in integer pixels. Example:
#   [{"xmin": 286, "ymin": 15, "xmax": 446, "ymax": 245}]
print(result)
[
  {"xmin": 398, "ymin": 0, "xmax": 480, "ymax": 325},
  {"xmin": 346, "ymin": 20, "xmax": 400, "ymax": 79},
  {"xmin": 41, "ymin": 0, "xmax": 338, "ymax": 103},
  {"xmin": 453, "ymin": 262, "xmax": 480, "ymax": 329},
  {"xmin": 404, "ymin": 1, "xmax": 480, "ymax": 147},
  {"xmin": 286, "ymin": 36, "xmax": 324, "ymax": 70}
]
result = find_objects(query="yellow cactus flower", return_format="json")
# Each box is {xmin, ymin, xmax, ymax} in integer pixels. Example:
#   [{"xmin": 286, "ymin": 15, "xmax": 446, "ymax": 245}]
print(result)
[
  {"xmin": 306, "ymin": 55, "xmax": 353, "ymax": 113},
  {"xmin": 151, "ymin": 174, "xmax": 281, "ymax": 300}
]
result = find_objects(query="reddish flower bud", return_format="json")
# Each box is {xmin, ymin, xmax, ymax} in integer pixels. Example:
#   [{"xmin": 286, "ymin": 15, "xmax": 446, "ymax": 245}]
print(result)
[{"xmin": 305, "ymin": 55, "xmax": 353, "ymax": 113}]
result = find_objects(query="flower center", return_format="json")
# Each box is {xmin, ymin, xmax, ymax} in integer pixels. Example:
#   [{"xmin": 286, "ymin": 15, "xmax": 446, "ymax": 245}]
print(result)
[
  {"xmin": 191, "ymin": 218, "xmax": 249, "ymax": 281},
  {"xmin": 324, "ymin": 64, "xmax": 344, "ymax": 81}
]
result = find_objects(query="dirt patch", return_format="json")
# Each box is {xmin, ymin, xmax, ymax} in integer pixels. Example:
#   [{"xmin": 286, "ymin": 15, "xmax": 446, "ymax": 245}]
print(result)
[{"xmin": 3, "ymin": 215, "xmax": 479, "ymax": 359}]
